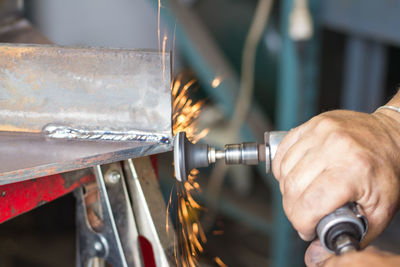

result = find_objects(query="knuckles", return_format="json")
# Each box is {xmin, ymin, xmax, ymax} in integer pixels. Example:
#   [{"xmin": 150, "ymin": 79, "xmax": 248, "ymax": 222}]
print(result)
[
  {"xmin": 276, "ymin": 110, "xmax": 400, "ymax": 248},
  {"xmin": 313, "ymin": 115, "xmax": 340, "ymax": 134}
]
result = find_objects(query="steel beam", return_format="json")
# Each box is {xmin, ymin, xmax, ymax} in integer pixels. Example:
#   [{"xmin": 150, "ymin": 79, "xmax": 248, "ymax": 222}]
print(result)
[{"xmin": 0, "ymin": 44, "xmax": 173, "ymax": 184}]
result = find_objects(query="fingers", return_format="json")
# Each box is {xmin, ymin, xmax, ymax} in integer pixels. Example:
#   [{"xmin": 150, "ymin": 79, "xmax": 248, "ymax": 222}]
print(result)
[
  {"xmin": 279, "ymin": 133, "xmax": 323, "ymax": 178},
  {"xmin": 273, "ymin": 110, "xmax": 400, "ymax": 261},
  {"xmin": 305, "ymin": 240, "xmax": 332, "ymax": 267},
  {"xmin": 286, "ymin": 168, "xmax": 357, "ymax": 240},
  {"xmin": 273, "ymin": 114, "xmax": 325, "ymax": 179},
  {"xmin": 279, "ymin": 145, "xmax": 325, "ymax": 198},
  {"xmin": 273, "ymin": 124, "xmax": 310, "ymax": 178},
  {"xmin": 323, "ymin": 246, "xmax": 400, "ymax": 267}
]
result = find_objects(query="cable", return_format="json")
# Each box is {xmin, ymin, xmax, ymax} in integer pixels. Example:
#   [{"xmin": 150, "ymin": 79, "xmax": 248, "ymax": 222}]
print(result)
[
  {"xmin": 230, "ymin": 0, "xmax": 274, "ymax": 133},
  {"xmin": 203, "ymin": 0, "xmax": 274, "ymax": 231}
]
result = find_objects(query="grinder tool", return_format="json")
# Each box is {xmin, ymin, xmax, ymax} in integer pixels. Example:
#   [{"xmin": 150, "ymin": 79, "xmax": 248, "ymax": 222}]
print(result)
[{"xmin": 173, "ymin": 131, "xmax": 368, "ymax": 255}]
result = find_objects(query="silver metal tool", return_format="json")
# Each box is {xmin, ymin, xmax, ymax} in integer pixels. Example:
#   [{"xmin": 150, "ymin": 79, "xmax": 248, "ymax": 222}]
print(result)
[{"xmin": 173, "ymin": 131, "xmax": 368, "ymax": 255}]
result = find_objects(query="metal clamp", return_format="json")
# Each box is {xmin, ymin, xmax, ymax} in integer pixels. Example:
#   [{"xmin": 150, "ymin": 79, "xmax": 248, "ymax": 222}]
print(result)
[{"xmin": 75, "ymin": 164, "xmax": 143, "ymax": 267}]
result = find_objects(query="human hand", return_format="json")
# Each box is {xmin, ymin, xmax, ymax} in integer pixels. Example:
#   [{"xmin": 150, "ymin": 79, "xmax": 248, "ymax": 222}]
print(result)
[
  {"xmin": 320, "ymin": 246, "xmax": 400, "ymax": 267},
  {"xmin": 272, "ymin": 109, "xmax": 400, "ymax": 265}
]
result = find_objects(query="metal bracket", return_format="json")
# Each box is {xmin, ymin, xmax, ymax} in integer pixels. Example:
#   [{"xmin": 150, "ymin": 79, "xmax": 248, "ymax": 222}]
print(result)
[{"xmin": 75, "ymin": 164, "xmax": 143, "ymax": 267}]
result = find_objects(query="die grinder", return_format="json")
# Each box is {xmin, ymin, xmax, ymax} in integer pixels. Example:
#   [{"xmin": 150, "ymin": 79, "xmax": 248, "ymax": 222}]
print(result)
[{"xmin": 173, "ymin": 131, "xmax": 368, "ymax": 255}]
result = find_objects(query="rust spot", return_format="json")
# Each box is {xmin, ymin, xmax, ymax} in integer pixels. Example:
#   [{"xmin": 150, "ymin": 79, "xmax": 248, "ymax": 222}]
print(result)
[
  {"xmin": 0, "ymin": 124, "xmax": 41, "ymax": 133},
  {"xmin": 61, "ymin": 169, "xmax": 92, "ymax": 189},
  {"xmin": 0, "ymin": 46, "xmax": 36, "ymax": 60}
]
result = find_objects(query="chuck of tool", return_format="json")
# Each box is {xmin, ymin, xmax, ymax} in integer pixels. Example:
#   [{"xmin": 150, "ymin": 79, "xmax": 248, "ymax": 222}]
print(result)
[
  {"xmin": 208, "ymin": 142, "xmax": 263, "ymax": 165},
  {"xmin": 174, "ymin": 132, "xmax": 267, "ymax": 182},
  {"xmin": 173, "ymin": 131, "xmax": 287, "ymax": 182}
]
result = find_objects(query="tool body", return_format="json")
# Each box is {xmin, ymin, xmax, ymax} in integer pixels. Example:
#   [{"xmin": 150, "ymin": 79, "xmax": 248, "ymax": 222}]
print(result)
[{"xmin": 174, "ymin": 131, "xmax": 368, "ymax": 255}]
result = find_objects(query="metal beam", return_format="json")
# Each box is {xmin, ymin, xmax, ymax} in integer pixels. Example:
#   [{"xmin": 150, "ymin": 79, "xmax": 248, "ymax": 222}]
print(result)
[{"xmin": 0, "ymin": 44, "xmax": 173, "ymax": 184}]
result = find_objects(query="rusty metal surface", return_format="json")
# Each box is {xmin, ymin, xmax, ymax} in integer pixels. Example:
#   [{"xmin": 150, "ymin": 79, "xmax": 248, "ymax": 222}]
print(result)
[
  {"xmin": 0, "ymin": 131, "xmax": 172, "ymax": 185},
  {"xmin": 0, "ymin": 43, "xmax": 172, "ymax": 137}
]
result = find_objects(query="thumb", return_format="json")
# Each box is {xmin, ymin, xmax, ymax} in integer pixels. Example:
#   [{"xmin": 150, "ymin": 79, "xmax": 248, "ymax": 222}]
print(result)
[{"xmin": 305, "ymin": 240, "xmax": 333, "ymax": 267}]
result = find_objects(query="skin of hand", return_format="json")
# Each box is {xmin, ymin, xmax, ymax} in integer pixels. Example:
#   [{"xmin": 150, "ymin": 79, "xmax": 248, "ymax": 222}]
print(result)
[
  {"xmin": 322, "ymin": 246, "xmax": 400, "ymax": 267},
  {"xmin": 272, "ymin": 108, "xmax": 400, "ymax": 266}
]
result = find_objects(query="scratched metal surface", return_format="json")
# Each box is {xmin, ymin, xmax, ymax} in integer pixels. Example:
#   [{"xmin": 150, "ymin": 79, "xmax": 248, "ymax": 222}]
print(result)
[
  {"xmin": 0, "ymin": 43, "xmax": 173, "ymax": 184},
  {"xmin": 0, "ymin": 131, "xmax": 172, "ymax": 185},
  {"xmin": 0, "ymin": 43, "xmax": 172, "ymax": 136}
]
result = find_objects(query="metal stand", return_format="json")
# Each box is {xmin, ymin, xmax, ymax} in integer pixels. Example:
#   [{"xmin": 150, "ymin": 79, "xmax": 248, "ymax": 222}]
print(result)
[{"xmin": 75, "ymin": 159, "xmax": 176, "ymax": 267}]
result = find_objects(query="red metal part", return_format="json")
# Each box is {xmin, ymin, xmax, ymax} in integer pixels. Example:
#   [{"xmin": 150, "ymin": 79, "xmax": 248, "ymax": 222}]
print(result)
[
  {"xmin": 139, "ymin": 236, "xmax": 157, "ymax": 267},
  {"xmin": 0, "ymin": 172, "xmax": 95, "ymax": 223}
]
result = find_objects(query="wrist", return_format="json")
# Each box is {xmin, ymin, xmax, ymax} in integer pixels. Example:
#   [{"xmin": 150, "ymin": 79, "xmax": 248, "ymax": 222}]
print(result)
[
  {"xmin": 375, "ymin": 105, "xmax": 400, "ymax": 121},
  {"xmin": 374, "ymin": 105, "xmax": 400, "ymax": 134},
  {"xmin": 373, "ymin": 107, "xmax": 400, "ymax": 172}
]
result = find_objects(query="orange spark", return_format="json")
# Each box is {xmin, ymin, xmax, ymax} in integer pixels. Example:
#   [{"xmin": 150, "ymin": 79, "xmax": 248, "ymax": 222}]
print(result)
[
  {"xmin": 162, "ymin": 34, "xmax": 168, "ymax": 80},
  {"xmin": 215, "ymin": 257, "xmax": 228, "ymax": 267},
  {"xmin": 171, "ymin": 76, "xmax": 209, "ymax": 266},
  {"xmin": 213, "ymin": 230, "xmax": 224, "ymax": 236},
  {"xmin": 192, "ymin": 223, "xmax": 199, "ymax": 235},
  {"xmin": 211, "ymin": 76, "xmax": 222, "ymax": 88},
  {"xmin": 192, "ymin": 182, "xmax": 201, "ymax": 191},
  {"xmin": 166, "ymin": 186, "xmax": 174, "ymax": 235}
]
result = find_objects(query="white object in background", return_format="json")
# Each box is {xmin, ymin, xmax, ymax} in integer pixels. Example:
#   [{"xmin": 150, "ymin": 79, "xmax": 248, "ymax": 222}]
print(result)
[{"xmin": 289, "ymin": 0, "xmax": 313, "ymax": 41}]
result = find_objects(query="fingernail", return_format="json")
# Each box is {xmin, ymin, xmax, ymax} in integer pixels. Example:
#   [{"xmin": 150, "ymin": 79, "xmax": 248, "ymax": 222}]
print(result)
[
  {"xmin": 306, "ymin": 251, "xmax": 330, "ymax": 267},
  {"xmin": 305, "ymin": 242, "xmax": 330, "ymax": 267},
  {"xmin": 298, "ymin": 232, "xmax": 315, "ymax": 241},
  {"xmin": 299, "ymin": 232, "xmax": 306, "ymax": 240}
]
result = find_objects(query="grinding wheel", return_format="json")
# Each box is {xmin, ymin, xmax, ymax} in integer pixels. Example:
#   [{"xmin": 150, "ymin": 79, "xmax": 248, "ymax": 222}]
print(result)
[{"xmin": 173, "ymin": 132, "xmax": 210, "ymax": 182}]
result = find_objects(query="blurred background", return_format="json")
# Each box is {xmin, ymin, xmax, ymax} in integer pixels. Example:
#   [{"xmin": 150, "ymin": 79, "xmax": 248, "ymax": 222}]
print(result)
[{"xmin": 1, "ymin": 0, "xmax": 400, "ymax": 266}]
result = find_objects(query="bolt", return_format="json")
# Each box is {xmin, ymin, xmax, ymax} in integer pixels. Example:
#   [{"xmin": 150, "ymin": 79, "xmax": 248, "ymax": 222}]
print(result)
[
  {"xmin": 1, "ymin": 191, "xmax": 5, "ymax": 197},
  {"xmin": 106, "ymin": 171, "xmax": 121, "ymax": 184},
  {"xmin": 94, "ymin": 241, "xmax": 103, "ymax": 252}
]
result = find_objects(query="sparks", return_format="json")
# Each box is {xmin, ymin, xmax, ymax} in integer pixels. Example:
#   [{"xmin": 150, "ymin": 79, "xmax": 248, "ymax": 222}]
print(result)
[
  {"xmin": 162, "ymin": 34, "xmax": 168, "ymax": 80},
  {"xmin": 158, "ymin": 0, "xmax": 161, "ymax": 52},
  {"xmin": 212, "ymin": 230, "xmax": 224, "ymax": 236},
  {"xmin": 171, "ymin": 76, "xmax": 209, "ymax": 266},
  {"xmin": 211, "ymin": 76, "xmax": 222, "ymax": 88},
  {"xmin": 215, "ymin": 257, "xmax": 228, "ymax": 267}
]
